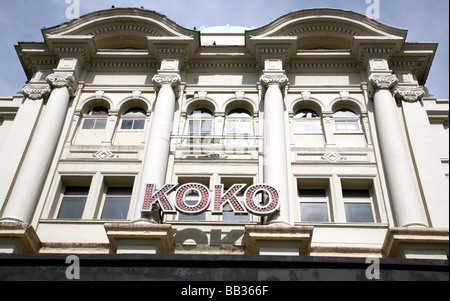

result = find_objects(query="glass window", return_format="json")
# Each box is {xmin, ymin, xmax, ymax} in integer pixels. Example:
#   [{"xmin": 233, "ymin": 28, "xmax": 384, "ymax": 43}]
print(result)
[
  {"xmin": 120, "ymin": 108, "xmax": 146, "ymax": 130},
  {"xmin": 294, "ymin": 109, "xmax": 321, "ymax": 134},
  {"xmin": 187, "ymin": 109, "xmax": 213, "ymax": 145},
  {"xmin": 299, "ymin": 189, "xmax": 329, "ymax": 222},
  {"xmin": 226, "ymin": 109, "xmax": 253, "ymax": 146},
  {"xmin": 82, "ymin": 106, "xmax": 108, "ymax": 130},
  {"xmin": 57, "ymin": 186, "xmax": 89, "ymax": 219},
  {"xmin": 100, "ymin": 187, "xmax": 132, "ymax": 220},
  {"xmin": 333, "ymin": 109, "xmax": 360, "ymax": 132},
  {"xmin": 343, "ymin": 189, "xmax": 374, "ymax": 223}
]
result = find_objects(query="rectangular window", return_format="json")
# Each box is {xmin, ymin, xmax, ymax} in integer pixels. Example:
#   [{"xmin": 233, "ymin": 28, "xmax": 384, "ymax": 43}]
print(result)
[
  {"xmin": 294, "ymin": 120, "xmax": 322, "ymax": 133},
  {"xmin": 335, "ymin": 120, "xmax": 360, "ymax": 132},
  {"xmin": 82, "ymin": 118, "xmax": 107, "ymax": 130},
  {"xmin": 100, "ymin": 187, "xmax": 132, "ymax": 220},
  {"xmin": 120, "ymin": 119, "xmax": 145, "ymax": 130},
  {"xmin": 299, "ymin": 189, "xmax": 329, "ymax": 222},
  {"xmin": 343, "ymin": 189, "xmax": 374, "ymax": 223},
  {"xmin": 57, "ymin": 186, "xmax": 89, "ymax": 219}
]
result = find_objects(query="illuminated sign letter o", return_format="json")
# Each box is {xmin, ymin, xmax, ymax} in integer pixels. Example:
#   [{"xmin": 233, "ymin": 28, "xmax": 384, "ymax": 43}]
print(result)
[
  {"xmin": 244, "ymin": 184, "xmax": 280, "ymax": 216},
  {"xmin": 175, "ymin": 183, "xmax": 211, "ymax": 215}
]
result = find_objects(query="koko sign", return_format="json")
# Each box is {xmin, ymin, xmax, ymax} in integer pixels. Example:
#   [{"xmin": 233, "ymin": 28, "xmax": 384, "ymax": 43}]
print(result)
[{"xmin": 141, "ymin": 183, "xmax": 280, "ymax": 216}]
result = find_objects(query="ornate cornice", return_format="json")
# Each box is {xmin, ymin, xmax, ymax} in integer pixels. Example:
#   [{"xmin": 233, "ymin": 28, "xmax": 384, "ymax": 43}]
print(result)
[
  {"xmin": 22, "ymin": 84, "xmax": 51, "ymax": 100},
  {"xmin": 368, "ymin": 74, "xmax": 398, "ymax": 90},
  {"xmin": 260, "ymin": 74, "xmax": 289, "ymax": 87},
  {"xmin": 46, "ymin": 73, "xmax": 78, "ymax": 97},
  {"xmin": 394, "ymin": 86, "xmax": 425, "ymax": 103}
]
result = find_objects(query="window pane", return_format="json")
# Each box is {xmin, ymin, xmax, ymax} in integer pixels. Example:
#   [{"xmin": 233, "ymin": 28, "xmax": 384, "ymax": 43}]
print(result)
[
  {"xmin": 101, "ymin": 196, "xmax": 131, "ymax": 220},
  {"xmin": 94, "ymin": 118, "xmax": 107, "ymax": 130},
  {"xmin": 346, "ymin": 121, "xmax": 360, "ymax": 131},
  {"xmin": 345, "ymin": 203, "xmax": 374, "ymax": 223},
  {"xmin": 57, "ymin": 197, "xmax": 87, "ymax": 219},
  {"xmin": 57, "ymin": 186, "xmax": 89, "ymax": 219},
  {"xmin": 121, "ymin": 119, "xmax": 133, "ymax": 130},
  {"xmin": 101, "ymin": 187, "xmax": 132, "ymax": 220},
  {"xmin": 343, "ymin": 189, "xmax": 370, "ymax": 198},
  {"xmin": 178, "ymin": 198, "xmax": 206, "ymax": 221},
  {"xmin": 133, "ymin": 119, "xmax": 145, "ymax": 130},
  {"xmin": 189, "ymin": 120, "xmax": 200, "ymax": 134},
  {"xmin": 201, "ymin": 120, "xmax": 212, "ymax": 134},
  {"xmin": 222, "ymin": 204, "xmax": 250, "ymax": 222},
  {"xmin": 82, "ymin": 119, "xmax": 95, "ymax": 129},
  {"xmin": 300, "ymin": 202, "xmax": 328, "ymax": 222},
  {"xmin": 335, "ymin": 121, "xmax": 348, "ymax": 131},
  {"xmin": 295, "ymin": 120, "xmax": 321, "ymax": 133},
  {"xmin": 299, "ymin": 189, "xmax": 326, "ymax": 198}
]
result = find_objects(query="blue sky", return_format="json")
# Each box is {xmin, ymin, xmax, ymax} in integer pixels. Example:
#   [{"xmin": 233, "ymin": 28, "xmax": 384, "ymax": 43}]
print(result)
[{"xmin": 0, "ymin": 0, "xmax": 448, "ymax": 98}]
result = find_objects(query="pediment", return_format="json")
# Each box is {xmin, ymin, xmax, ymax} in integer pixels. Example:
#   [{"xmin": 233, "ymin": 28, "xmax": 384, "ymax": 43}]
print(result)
[
  {"xmin": 43, "ymin": 8, "xmax": 198, "ymax": 50},
  {"xmin": 248, "ymin": 9, "xmax": 407, "ymax": 50}
]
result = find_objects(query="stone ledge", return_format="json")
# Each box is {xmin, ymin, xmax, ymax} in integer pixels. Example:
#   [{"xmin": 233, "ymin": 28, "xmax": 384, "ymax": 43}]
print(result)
[
  {"xmin": 104, "ymin": 223, "xmax": 175, "ymax": 254},
  {"xmin": 0, "ymin": 222, "xmax": 42, "ymax": 253},
  {"xmin": 382, "ymin": 227, "xmax": 449, "ymax": 259},
  {"xmin": 245, "ymin": 225, "xmax": 314, "ymax": 255}
]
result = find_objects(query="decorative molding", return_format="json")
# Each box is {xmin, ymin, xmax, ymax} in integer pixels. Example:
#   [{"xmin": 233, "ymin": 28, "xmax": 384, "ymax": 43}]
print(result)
[
  {"xmin": 322, "ymin": 152, "xmax": 346, "ymax": 163},
  {"xmin": 93, "ymin": 149, "xmax": 115, "ymax": 160},
  {"xmin": 394, "ymin": 86, "xmax": 425, "ymax": 103},
  {"xmin": 0, "ymin": 222, "xmax": 42, "ymax": 253},
  {"xmin": 90, "ymin": 61, "xmax": 157, "ymax": 68},
  {"xmin": 286, "ymin": 25, "xmax": 361, "ymax": 37},
  {"xmin": 259, "ymin": 74, "xmax": 289, "ymax": 87},
  {"xmin": 289, "ymin": 62, "xmax": 359, "ymax": 69},
  {"xmin": 187, "ymin": 62, "xmax": 259, "ymax": 69},
  {"xmin": 46, "ymin": 73, "xmax": 78, "ymax": 97},
  {"xmin": 22, "ymin": 84, "xmax": 51, "ymax": 100},
  {"xmin": 368, "ymin": 74, "xmax": 398, "ymax": 90},
  {"xmin": 206, "ymin": 151, "xmax": 227, "ymax": 160},
  {"xmin": 152, "ymin": 74, "xmax": 181, "ymax": 88},
  {"xmin": 89, "ymin": 24, "xmax": 163, "ymax": 37}
]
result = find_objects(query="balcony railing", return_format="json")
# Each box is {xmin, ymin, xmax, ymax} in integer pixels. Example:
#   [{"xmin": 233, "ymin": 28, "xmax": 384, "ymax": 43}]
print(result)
[{"xmin": 171, "ymin": 134, "xmax": 262, "ymax": 158}]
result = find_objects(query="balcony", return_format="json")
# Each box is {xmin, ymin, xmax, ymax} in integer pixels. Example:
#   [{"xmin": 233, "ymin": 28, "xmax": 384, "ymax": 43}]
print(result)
[{"xmin": 171, "ymin": 134, "xmax": 262, "ymax": 160}]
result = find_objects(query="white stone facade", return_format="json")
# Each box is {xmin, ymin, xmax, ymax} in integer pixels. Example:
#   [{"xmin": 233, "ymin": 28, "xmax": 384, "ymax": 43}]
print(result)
[{"xmin": 0, "ymin": 8, "xmax": 448, "ymax": 259}]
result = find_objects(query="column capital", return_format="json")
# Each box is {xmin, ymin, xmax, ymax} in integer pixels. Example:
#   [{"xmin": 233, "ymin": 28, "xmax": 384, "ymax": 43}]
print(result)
[
  {"xmin": 22, "ymin": 84, "xmax": 51, "ymax": 101},
  {"xmin": 260, "ymin": 74, "xmax": 289, "ymax": 87},
  {"xmin": 368, "ymin": 74, "xmax": 398, "ymax": 91},
  {"xmin": 46, "ymin": 73, "xmax": 77, "ymax": 97},
  {"xmin": 152, "ymin": 73, "xmax": 181, "ymax": 88},
  {"xmin": 394, "ymin": 86, "xmax": 425, "ymax": 103}
]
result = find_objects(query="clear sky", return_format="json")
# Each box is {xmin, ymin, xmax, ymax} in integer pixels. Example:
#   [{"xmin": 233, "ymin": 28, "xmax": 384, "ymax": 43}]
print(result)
[{"xmin": 0, "ymin": 0, "xmax": 448, "ymax": 98}]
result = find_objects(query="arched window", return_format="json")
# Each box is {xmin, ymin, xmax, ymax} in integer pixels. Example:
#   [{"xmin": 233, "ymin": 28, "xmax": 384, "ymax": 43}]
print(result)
[
  {"xmin": 120, "ymin": 107, "xmax": 146, "ymax": 130},
  {"xmin": 225, "ymin": 109, "xmax": 253, "ymax": 146},
  {"xmin": 293, "ymin": 109, "xmax": 322, "ymax": 133},
  {"xmin": 82, "ymin": 106, "xmax": 108, "ymax": 130},
  {"xmin": 187, "ymin": 108, "xmax": 214, "ymax": 145},
  {"xmin": 333, "ymin": 109, "xmax": 360, "ymax": 132},
  {"xmin": 226, "ymin": 109, "xmax": 253, "ymax": 135}
]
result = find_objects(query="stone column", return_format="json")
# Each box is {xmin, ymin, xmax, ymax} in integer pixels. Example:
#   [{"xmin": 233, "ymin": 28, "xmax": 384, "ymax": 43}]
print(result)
[
  {"xmin": 260, "ymin": 74, "xmax": 291, "ymax": 226},
  {"xmin": 369, "ymin": 74, "xmax": 428, "ymax": 228},
  {"xmin": 133, "ymin": 73, "xmax": 180, "ymax": 224},
  {"xmin": 1, "ymin": 73, "xmax": 77, "ymax": 224}
]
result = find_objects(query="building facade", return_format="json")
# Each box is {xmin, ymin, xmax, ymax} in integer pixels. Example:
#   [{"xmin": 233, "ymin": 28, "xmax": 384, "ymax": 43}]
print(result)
[{"xmin": 0, "ymin": 8, "xmax": 448, "ymax": 266}]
